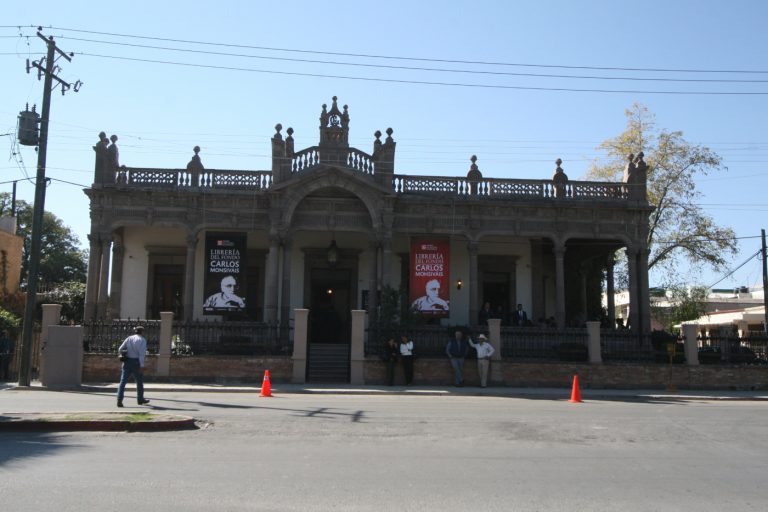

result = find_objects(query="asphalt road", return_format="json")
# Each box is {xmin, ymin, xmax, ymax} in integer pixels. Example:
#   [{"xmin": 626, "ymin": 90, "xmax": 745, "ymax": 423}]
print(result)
[{"xmin": 2, "ymin": 389, "xmax": 767, "ymax": 511}]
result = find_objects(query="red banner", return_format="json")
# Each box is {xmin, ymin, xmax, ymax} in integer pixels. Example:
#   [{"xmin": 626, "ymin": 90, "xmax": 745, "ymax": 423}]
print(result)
[{"xmin": 409, "ymin": 239, "xmax": 450, "ymax": 316}]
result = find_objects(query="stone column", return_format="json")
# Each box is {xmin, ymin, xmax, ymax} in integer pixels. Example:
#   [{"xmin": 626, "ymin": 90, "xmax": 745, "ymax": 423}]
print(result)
[
  {"xmin": 350, "ymin": 310, "xmax": 366, "ymax": 385},
  {"xmin": 280, "ymin": 237, "xmax": 293, "ymax": 325},
  {"xmin": 586, "ymin": 321, "xmax": 602, "ymax": 364},
  {"xmin": 292, "ymin": 308, "xmax": 309, "ymax": 383},
  {"xmin": 381, "ymin": 236, "xmax": 392, "ymax": 288},
  {"xmin": 183, "ymin": 234, "xmax": 197, "ymax": 322},
  {"xmin": 156, "ymin": 311, "xmax": 173, "ymax": 377},
  {"xmin": 487, "ymin": 318, "xmax": 503, "ymax": 383},
  {"xmin": 84, "ymin": 234, "xmax": 102, "ymax": 322},
  {"xmin": 606, "ymin": 253, "xmax": 616, "ymax": 327},
  {"xmin": 468, "ymin": 241, "xmax": 479, "ymax": 326},
  {"xmin": 683, "ymin": 323, "xmax": 700, "ymax": 366},
  {"xmin": 626, "ymin": 246, "xmax": 639, "ymax": 332},
  {"xmin": 96, "ymin": 237, "xmax": 112, "ymax": 319},
  {"xmin": 264, "ymin": 235, "xmax": 280, "ymax": 323},
  {"xmin": 554, "ymin": 245, "xmax": 566, "ymax": 329},
  {"xmin": 367, "ymin": 239, "xmax": 379, "ymax": 323},
  {"xmin": 637, "ymin": 246, "xmax": 652, "ymax": 334},
  {"xmin": 109, "ymin": 234, "xmax": 125, "ymax": 319}
]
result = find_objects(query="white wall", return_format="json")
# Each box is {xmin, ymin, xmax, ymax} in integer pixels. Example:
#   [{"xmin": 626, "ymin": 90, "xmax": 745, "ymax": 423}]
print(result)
[{"xmin": 120, "ymin": 227, "xmax": 186, "ymax": 318}]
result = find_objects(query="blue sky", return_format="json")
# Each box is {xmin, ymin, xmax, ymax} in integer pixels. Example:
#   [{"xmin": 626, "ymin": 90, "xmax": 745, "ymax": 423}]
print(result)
[{"xmin": 2, "ymin": 1, "xmax": 767, "ymax": 289}]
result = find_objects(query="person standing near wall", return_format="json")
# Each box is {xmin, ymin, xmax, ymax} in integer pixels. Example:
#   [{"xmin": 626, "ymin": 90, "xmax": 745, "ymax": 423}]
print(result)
[
  {"xmin": 445, "ymin": 329, "xmax": 469, "ymax": 387},
  {"xmin": 116, "ymin": 326, "xmax": 150, "ymax": 407},
  {"xmin": 468, "ymin": 334, "xmax": 495, "ymax": 388},
  {"xmin": 382, "ymin": 337, "xmax": 399, "ymax": 386},
  {"xmin": 399, "ymin": 334, "xmax": 414, "ymax": 385}
]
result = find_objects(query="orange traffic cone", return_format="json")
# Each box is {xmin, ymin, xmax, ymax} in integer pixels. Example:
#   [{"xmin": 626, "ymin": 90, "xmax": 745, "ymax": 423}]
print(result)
[
  {"xmin": 259, "ymin": 369, "xmax": 273, "ymax": 397},
  {"xmin": 569, "ymin": 374, "xmax": 582, "ymax": 403}
]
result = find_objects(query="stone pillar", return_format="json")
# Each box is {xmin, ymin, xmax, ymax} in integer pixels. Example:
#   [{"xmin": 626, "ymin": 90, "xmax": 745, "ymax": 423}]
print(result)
[
  {"xmin": 381, "ymin": 237, "xmax": 393, "ymax": 289},
  {"xmin": 183, "ymin": 234, "xmax": 197, "ymax": 322},
  {"xmin": 109, "ymin": 234, "xmax": 125, "ymax": 319},
  {"xmin": 468, "ymin": 241, "xmax": 479, "ymax": 326},
  {"xmin": 264, "ymin": 236, "xmax": 280, "ymax": 323},
  {"xmin": 42, "ymin": 304, "xmax": 62, "ymax": 341},
  {"xmin": 350, "ymin": 310, "xmax": 366, "ymax": 385},
  {"xmin": 367, "ymin": 240, "xmax": 379, "ymax": 323},
  {"xmin": 586, "ymin": 321, "xmax": 602, "ymax": 364},
  {"xmin": 606, "ymin": 253, "xmax": 616, "ymax": 327},
  {"xmin": 84, "ymin": 234, "xmax": 101, "ymax": 321},
  {"xmin": 638, "ymin": 246, "xmax": 652, "ymax": 334},
  {"xmin": 626, "ymin": 246, "xmax": 639, "ymax": 331},
  {"xmin": 487, "ymin": 318, "xmax": 503, "ymax": 383},
  {"xmin": 554, "ymin": 245, "xmax": 566, "ymax": 329},
  {"xmin": 96, "ymin": 237, "xmax": 112, "ymax": 318},
  {"xmin": 683, "ymin": 323, "xmax": 700, "ymax": 366},
  {"xmin": 280, "ymin": 237, "xmax": 293, "ymax": 325},
  {"xmin": 40, "ymin": 304, "xmax": 63, "ymax": 385},
  {"xmin": 156, "ymin": 311, "xmax": 173, "ymax": 377},
  {"xmin": 292, "ymin": 308, "xmax": 308, "ymax": 383}
]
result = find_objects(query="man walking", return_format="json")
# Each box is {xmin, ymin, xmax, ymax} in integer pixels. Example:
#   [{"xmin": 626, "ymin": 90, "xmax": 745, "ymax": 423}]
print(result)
[
  {"xmin": 116, "ymin": 326, "xmax": 150, "ymax": 407},
  {"xmin": 468, "ymin": 334, "xmax": 495, "ymax": 388},
  {"xmin": 445, "ymin": 329, "xmax": 469, "ymax": 387}
]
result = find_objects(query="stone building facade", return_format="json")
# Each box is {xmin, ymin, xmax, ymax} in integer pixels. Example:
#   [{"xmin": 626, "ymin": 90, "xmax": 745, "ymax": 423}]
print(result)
[{"xmin": 83, "ymin": 97, "xmax": 653, "ymax": 343}]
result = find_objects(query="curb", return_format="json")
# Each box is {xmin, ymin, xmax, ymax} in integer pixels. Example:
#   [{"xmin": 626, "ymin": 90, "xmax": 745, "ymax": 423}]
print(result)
[{"xmin": 0, "ymin": 412, "xmax": 198, "ymax": 432}]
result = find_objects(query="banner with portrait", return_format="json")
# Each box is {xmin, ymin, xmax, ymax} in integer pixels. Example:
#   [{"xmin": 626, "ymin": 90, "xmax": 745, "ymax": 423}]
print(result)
[
  {"xmin": 203, "ymin": 232, "xmax": 247, "ymax": 315},
  {"xmin": 409, "ymin": 238, "xmax": 450, "ymax": 316}
]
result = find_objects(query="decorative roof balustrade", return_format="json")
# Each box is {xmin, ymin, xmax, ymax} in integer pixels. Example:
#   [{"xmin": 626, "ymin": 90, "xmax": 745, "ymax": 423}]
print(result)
[
  {"xmin": 109, "ymin": 167, "xmax": 627, "ymax": 201},
  {"xmin": 392, "ymin": 174, "xmax": 628, "ymax": 200},
  {"xmin": 115, "ymin": 167, "xmax": 272, "ymax": 190},
  {"xmin": 291, "ymin": 146, "xmax": 375, "ymax": 175}
]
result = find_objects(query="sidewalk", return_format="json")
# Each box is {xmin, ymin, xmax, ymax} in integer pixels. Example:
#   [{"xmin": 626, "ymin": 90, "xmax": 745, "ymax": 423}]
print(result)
[{"xmin": 4, "ymin": 381, "xmax": 768, "ymax": 401}]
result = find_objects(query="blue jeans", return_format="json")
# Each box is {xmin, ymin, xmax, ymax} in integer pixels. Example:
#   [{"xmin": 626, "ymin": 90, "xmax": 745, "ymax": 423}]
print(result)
[
  {"xmin": 117, "ymin": 358, "xmax": 145, "ymax": 402},
  {"xmin": 449, "ymin": 357, "xmax": 464, "ymax": 385}
]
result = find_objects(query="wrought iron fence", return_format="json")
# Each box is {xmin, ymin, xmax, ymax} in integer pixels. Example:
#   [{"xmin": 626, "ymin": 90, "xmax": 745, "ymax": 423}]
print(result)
[
  {"xmin": 601, "ymin": 330, "xmax": 656, "ymax": 363},
  {"xmin": 501, "ymin": 327, "xmax": 588, "ymax": 361},
  {"xmin": 698, "ymin": 334, "xmax": 768, "ymax": 365},
  {"xmin": 83, "ymin": 319, "xmax": 160, "ymax": 354},
  {"xmin": 172, "ymin": 320, "xmax": 292, "ymax": 356}
]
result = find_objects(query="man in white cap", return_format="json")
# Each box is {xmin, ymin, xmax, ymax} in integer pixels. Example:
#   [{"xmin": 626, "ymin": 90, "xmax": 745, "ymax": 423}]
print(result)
[{"xmin": 468, "ymin": 334, "xmax": 495, "ymax": 388}]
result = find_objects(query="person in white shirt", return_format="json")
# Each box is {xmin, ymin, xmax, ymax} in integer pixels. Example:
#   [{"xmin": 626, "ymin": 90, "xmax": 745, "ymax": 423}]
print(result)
[
  {"xmin": 116, "ymin": 326, "xmax": 150, "ymax": 407},
  {"xmin": 399, "ymin": 335, "xmax": 415, "ymax": 385},
  {"xmin": 468, "ymin": 334, "xmax": 495, "ymax": 388}
]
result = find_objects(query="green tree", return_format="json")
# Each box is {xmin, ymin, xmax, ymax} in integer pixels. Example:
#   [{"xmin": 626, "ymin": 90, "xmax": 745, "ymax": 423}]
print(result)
[
  {"xmin": 654, "ymin": 286, "xmax": 708, "ymax": 331},
  {"xmin": 587, "ymin": 104, "xmax": 737, "ymax": 278},
  {"xmin": 0, "ymin": 192, "xmax": 87, "ymax": 286}
]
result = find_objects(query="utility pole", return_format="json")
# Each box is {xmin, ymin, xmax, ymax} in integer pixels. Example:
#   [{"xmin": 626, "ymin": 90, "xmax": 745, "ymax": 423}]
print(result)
[
  {"xmin": 17, "ymin": 30, "xmax": 80, "ymax": 386},
  {"xmin": 762, "ymin": 228, "xmax": 768, "ymax": 336}
]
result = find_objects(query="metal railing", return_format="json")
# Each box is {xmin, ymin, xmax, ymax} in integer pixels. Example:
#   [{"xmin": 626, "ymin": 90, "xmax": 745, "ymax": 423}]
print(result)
[
  {"xmin": 82, "ymin": 318, "xmax": 160, "ymax": 354},
  {"xmin": 601, "ymin": 330, "xmax": 656, "ymax": 363},
  {"xmin": 172, "ymin": 320, "xmax": 292, "ymax": 356},
  {"xmin": 501, "ymin": 327, "xmax": 588, "ymax": 361},
  {"xmin": 698, "ymin": 334, "xmax": 768, "ymax": 365}
]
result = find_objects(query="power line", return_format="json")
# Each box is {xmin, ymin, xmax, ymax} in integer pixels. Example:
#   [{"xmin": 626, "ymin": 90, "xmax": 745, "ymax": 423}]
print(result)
[
  {"xmin": 74, "ymin": 52, "xmax": 768, "ymax": 96},
  {"xmin": 708, "ymin": 249, "xmax": 762, "ymax": 288},
  {"xmin": 18, "ymin": 25, "xmax": 768, "ymax": 75},
  {"xmin": 51, "ymin": 35, "xmax": 768, "ymax": 85}
]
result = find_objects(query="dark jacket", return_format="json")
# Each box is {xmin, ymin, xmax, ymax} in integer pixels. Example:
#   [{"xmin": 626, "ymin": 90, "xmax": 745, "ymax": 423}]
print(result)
[{"xmin": 445, "ymin": 338, "xmax": 469, "ymax": 358}]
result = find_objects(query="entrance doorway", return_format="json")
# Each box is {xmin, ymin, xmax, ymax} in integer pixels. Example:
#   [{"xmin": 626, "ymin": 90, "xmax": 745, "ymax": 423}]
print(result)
[
  {"xmin": 307, "ymin": 268, "xmax": 352, "ymax": 382},
  {"xmin": 150, "ymin": 264, "xmax": 183, "ymax": 319}
]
